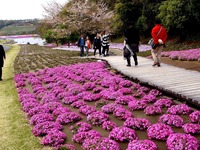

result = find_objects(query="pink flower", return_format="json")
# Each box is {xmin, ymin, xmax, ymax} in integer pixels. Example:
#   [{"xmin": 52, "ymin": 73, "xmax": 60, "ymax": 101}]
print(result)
[
  {"xmin": 109, "ymin": 126, "xmax": 138, "ymax": 142},
  {"xmin": 147, "ymin": 123, "xmax": 174, "ymax": 140},
  {"xmin": 127, "ymin": 139, "xmax": 158, "ymax": 150},
  {"xmin": 166, "ymin": 133, "xmax": 199, "ymax": 150}
]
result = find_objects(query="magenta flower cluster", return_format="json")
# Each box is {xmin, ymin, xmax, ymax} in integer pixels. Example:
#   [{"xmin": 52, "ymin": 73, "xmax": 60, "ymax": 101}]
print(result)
[
  {"xmin": 102, "ymin": 121, "xmax": 117, "ymax": 131},
  {"xmin": 147, "ymin": 123, "xmax": 174, "ymax": 140},
  {"xmin": 144, "ymin": 105, "xmax": 162, "ymax": 115},
  {"xmin": 182, "ymin": 123, "xmax": 200, "ymax": 134},
  {"xmin": 70, "ymin": 122, "xmax": 92, "ymax": 134},
  {"xmin": 189, "ymin": 110, "xmax": 200, "ymax": 124},
  {"xmin": 158, "ymin": 114, "xmax": 184, "ymax": 127},
  {"xmin": 161, "ymin": 48, "xmax": 200, "ymax": 61},
  {"xmin": 166, "ymin": 133, "xmax": 199, "ymax": 150},
  {"xmin": 167, "ymin": 104, "xmax": 192, "ymax": 115},
  {"xmin": 126, "ymin": 140, "xmax": 158, "ymax": 150},
  {"xmin": 124, "ymin": 117, "xmax": 151, "ymax": 130},
  {"xmin": 109, "ymin": 126, "xmax": 138, "ymax": 142},
  {"xmin": 87, "ymin": 111, "xmax": 109, "ymax": 125}
]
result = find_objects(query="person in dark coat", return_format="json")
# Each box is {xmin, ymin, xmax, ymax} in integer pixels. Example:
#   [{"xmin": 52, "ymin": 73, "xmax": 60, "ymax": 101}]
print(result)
[
  {"xmin": 123, "ymin": 26, "xmax": 140, "ymax": 66},
  {"xmin": 0, "ymin": 44, "xmax": 6, "ymax": 81}
]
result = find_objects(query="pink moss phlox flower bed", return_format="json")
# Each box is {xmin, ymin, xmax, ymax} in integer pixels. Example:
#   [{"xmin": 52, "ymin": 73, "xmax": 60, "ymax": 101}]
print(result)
[
  {"xmin": 124, "ymin": 117, "xmax": 151, "ymax": 130},
  {"xmin": 189, "ymin": 111, "xmax": 200, "ymax": 124},
  {"xmin": 144, "ymin": 105, "xmax": 163, "ymax": 115},
  {"xmin": 70, "ymin": 122, "xmax": 92, "ymax": 134},
  {"xmin": 56, "ymin": 112, "xmax": 82, "ymax": 125},
  {"xmin": 71, "ymin": 100, "xmax": 87, "ymax": 108},
  {"xmin": 115, "ymin": 95, "xmax": 136, "ymax": 105},
  {"xmin": 182, "ymin": 123, "xmax": 200, "ymax": 134},
  {"xmin": 32, "ymin": 121, "xmax": 63, "ymax": 136},
  {"xmin": 147, "ymin": 123, "xmax": 174, "ymax": 140},
  {"xmin": 82, "ymin": 137, "xmax": 120, "ymax": 150},
  {"xmin": 113, "ymin": 107, "xmax": 133, "ymax": 120},
  {"xmin": 14, "ymin": 61, "xmax": 200, "ymax": 149},
  {"xmin": 102, "ymin": 121, "xmax": 117, "ymax": 131},
  {"xmin": 52, "ymin": 107, "xmax": 71, "ymax": 117},
  {"xmin": 72, "ymin": 130, "xmax": 101, "ymax": 144},
  {"xmin": 161, "ymin": 48, "xmax": 200, "ymax": 61},
  {"xmin": 109, "ymin": 126, "xmax": 138, "ymax": 142},
  {"xmin": 42, "ymin": 129, "xmax": 66, "ymax": 147},
  {"xmin": 101, "ymin": 103, "xmax": 124, "ymax": 114},
  {"xmin": 167, "ymin": 104, "xmax": 192, "ymax": 115},
  {"xmin": 154, "ymin": 98, "xmax": 173, "ymax": 108},
  {"xmin": 166, "ymin": 133, "xmax": 199, "ymax": 150},
  {"xmin": 158, "ymin": 114, "xmax": 184, "ymax": 127},
  {"xmin": 87, "ymin": 111, "xmax": 109, "ymax": 125},
  {"xmin": 128, "ymin": 100, "xmax": 147, "ymax": 110},
  {"xmin": 79, "ymin": 105, "xmax": 97, "ymax": 115},
  {"xmin": 30, "ymin": 113, "xmax": 54, "ymax": 125},
  {"xmin": 127, "ymin": 139, "xmax": 158, "ymax": 150}
]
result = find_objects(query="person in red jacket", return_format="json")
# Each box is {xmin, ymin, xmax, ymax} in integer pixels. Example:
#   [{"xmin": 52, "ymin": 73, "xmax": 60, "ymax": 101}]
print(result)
[{"xmin": 151, "ymin": 18, "xmax": 168, "ymax": 67}]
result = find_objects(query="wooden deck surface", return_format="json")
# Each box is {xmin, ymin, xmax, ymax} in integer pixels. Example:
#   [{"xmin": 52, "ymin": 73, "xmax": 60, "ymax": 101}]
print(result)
[{"xmin": 101, "ymin": 56, "xmax": 200, "ymax": 107}]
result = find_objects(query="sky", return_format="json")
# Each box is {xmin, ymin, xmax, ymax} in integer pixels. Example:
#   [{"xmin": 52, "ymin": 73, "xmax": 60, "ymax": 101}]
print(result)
[{"xmin": 0, "ymin": 0, "xmax": 67, "ymax": 20}]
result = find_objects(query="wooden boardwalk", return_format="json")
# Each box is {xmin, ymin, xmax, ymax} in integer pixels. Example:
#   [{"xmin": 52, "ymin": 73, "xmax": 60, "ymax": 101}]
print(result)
[{"xmin": 101, "ymin": 56, "xmax": 200, "ymax": 107}]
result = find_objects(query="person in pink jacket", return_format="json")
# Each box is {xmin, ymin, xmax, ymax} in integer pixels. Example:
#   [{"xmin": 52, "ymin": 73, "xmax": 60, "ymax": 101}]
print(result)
[{"xmin": 151, "ymin": 18, "xmax": 168, "ymax": 67}]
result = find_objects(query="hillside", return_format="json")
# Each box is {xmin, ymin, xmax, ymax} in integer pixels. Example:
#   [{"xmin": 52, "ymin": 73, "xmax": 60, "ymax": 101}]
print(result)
[{"xmin": 0, "ymin": 19, "xmax": 38, "ymax": 35}]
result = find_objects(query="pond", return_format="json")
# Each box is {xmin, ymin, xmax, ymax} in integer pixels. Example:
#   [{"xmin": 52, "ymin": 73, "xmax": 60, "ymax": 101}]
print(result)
[{"xmin": 13, "ymin": 37, "xmax": 46, "ymax": 46}]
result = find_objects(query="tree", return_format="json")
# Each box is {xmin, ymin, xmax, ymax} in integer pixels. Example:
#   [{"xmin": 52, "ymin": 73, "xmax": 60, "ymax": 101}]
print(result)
[{"xmin": 158, "ymin": 0, "xmax": 200, "ymax": 41}]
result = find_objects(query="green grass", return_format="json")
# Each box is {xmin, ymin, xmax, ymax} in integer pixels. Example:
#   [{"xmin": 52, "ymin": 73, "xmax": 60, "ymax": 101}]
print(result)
[
  {"xmin": 0, "ymin": 45, "xmax": 43, "ymax": 150},
  {"xmin": 0, "ymin": 25, "xmax": 37, "ymax": 35}
]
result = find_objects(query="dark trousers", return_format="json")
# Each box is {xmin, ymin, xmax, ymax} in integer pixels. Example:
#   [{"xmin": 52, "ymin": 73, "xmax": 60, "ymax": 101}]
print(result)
[
  {"xmin": 0, "ymin": 67, "xmax": 2, "ymax": 79},
  {"xmin": 102, "ymin": 45, "xmax": 109, "ymax": 56},
  {"xmin": 80, "ymin": 46, "xmax": 84, "ymax": 57},
  {"xmin": 127, "ymin": 53, "xmax": 138, "ymax": 66},
  {"xmin": 94, "ymin": 47, "xmax": 101, "ymax": 56}
]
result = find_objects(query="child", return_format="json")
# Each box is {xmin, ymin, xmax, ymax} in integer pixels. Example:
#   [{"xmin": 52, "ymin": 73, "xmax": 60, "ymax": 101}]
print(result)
[{"xmin": 85, "ymin": 36, "xmax": 91, "ymax": 57}]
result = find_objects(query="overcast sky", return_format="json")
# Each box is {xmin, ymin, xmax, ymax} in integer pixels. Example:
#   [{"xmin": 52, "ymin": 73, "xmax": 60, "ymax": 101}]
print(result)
[{"xmin": 0, "ymin": 0, "xmax": 67, "ymax": 20}]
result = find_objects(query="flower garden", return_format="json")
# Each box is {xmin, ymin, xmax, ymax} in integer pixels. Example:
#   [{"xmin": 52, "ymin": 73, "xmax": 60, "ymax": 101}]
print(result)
[
  {"xmin": 161, "ymin": 48, "xmax": 200, "ymax": 61},
  {"xmin": 13, "ymin": 45, "xmax": 200, "ymax": 150}
]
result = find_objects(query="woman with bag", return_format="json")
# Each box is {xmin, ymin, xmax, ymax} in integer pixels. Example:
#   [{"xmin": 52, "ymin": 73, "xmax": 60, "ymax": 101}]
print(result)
[{"xmin": 150, "ymin": 18, "xmax": 168, "ymax": 67}]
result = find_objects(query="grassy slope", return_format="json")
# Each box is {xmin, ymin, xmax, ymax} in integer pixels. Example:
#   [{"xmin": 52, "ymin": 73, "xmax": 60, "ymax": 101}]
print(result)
[
  {"xmin": 0, "ymin": 25, "xmax": 36, "ymax": 35},
  {"xmin": 0, "ymin": 45, "xmax": 42, "ymax": 150}
]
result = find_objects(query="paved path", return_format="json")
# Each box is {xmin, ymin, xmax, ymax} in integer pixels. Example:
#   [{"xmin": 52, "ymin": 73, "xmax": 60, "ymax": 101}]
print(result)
[{"xmin": 101, "ymin": 56, "xmax": 200, "ymax": 107}]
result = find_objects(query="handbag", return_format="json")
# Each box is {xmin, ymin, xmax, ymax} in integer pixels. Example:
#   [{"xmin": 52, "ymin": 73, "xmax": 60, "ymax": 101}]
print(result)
[{"xmin": 148, "ymin": 27, "xmax": 162, "ymax": 46}]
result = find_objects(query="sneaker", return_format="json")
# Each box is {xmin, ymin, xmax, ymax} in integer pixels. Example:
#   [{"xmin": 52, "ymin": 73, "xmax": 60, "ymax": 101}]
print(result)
[
  {"xmin": 157, "ymin": 63, "xmax": 161, "ymax": 67},
  {"xmin": 135, "ymin": 62, "xmax": 138, "ymax": 66},
  {"xmin": 126, "ymin": 64, "xmax": 131, "ymax": 67}
]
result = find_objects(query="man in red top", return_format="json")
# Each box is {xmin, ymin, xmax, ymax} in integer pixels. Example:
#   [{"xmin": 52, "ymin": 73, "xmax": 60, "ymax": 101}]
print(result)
[{"xmin": 151, "ymin": 18, "xmax": 168, "ymax": 67}]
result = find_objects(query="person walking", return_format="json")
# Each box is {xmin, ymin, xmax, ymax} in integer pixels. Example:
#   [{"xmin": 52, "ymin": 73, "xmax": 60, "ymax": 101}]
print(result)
[
  {"xmin": 85, "ymin": 36, "xmax": 91, "ymax": 57},
  {"xmin": 0, "ymin": 44, "xmax": 6, "ymax": 81},
  {"xmin": 93, "ymin": 33, "xmax": 101, "ymax": 57},
  {"xmin": 151, "ymin": 18, "xmax": 168, "ymax": 67},
  {"xmin": 77, "ymin": 34, "xmax": 85, "ymax": 57},
  {"xmin": 101, "ymin": 31, "xmax": 110, "ymax": 56},
  {"xmin": 123, "ymin": 26, "xmax": 140, "ymax": 67}
]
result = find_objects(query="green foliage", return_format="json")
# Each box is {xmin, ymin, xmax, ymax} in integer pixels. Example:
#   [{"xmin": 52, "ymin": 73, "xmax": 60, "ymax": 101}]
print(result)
[{"xmin": 158, "ymin": 0, "xmax": 200, "ymax": 39}]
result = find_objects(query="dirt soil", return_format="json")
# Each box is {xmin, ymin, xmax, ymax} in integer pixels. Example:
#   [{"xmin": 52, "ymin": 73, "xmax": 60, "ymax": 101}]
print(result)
[{"xmin": 161, "ymin": 57, "xmax": 200, "ymax": 72}]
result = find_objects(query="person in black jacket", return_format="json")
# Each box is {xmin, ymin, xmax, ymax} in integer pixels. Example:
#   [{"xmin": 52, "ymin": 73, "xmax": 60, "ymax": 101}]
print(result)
[
  {"xmin": 123, "ymin": 26, "xmax": 140, "ymax": 66},
  {"xmin": 0, "ymin": 44, "xmax": 6, "ymax": 81},
  {"xmin": 93, "ymin": 33, "xmax": 101, "ymax": 56}
]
